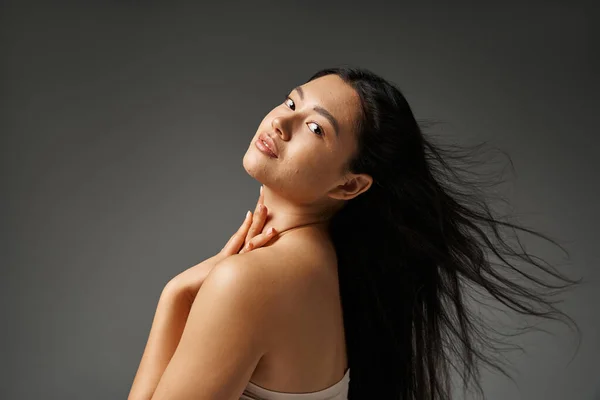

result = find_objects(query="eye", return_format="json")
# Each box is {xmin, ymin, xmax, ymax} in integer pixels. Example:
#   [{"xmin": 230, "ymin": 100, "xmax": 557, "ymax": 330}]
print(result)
[
  {"xmin": 307, "ymin": 122, "xmax": 323, "ymax": 136},
  {"xmin": 284, "ymin": 97, "xmax": 324, "ymax": 137},
  {"xmin": 284, "ymin": 97, "xmax": 295, "ymax": 111}
]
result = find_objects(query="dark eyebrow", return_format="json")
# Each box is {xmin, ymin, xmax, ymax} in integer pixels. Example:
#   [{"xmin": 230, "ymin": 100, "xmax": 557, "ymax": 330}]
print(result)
[{"xmin": 293, "ymin": 86, "xmax": 340, "ymax": 138}]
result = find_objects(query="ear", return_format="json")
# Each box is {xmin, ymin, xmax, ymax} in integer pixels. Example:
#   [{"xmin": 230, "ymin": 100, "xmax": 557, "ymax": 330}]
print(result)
[{"xmin": 327, "ymin": 173, "xmax": 373, "ymax": 201}]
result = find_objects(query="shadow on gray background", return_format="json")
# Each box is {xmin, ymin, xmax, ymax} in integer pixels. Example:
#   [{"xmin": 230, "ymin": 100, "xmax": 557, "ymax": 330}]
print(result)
[{"xmin": 1, "ymin": 2, "xmax": 598, "ymax": 399}]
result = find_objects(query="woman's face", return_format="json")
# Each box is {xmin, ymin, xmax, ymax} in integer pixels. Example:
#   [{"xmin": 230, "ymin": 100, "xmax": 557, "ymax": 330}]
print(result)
[{"xmin": 243, "ymin": 74, "xmax": 363, "ymax": 205}]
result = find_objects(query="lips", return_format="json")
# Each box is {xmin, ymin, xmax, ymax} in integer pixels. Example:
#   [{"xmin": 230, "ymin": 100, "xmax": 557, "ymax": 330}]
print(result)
[{"xmin": 258, "ymin": 132, "xmax": 278, "ymax": 158}]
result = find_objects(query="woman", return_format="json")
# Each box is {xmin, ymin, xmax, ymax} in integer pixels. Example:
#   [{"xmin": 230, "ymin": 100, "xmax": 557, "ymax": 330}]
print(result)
[{"xmin": 128, "ymin": 66, "xmax": 581, "ymax": 399}]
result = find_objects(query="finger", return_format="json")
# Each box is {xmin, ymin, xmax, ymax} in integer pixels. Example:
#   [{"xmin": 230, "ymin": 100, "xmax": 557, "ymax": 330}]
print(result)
[
  {"xmin": 242, "ymin": 227, "xmax": 276, "ymax": 253},
  {"xmin": 258, "ymin": 185, "xmax": 265, "ymax": 206},
  {"xmin": 247, "ymin": 204, "xmax": 268, "ymax": 240},
  {"xmin": 254, "ymin": 186, "xmax": 265, "ymax": 217},
  {"xmin": 222, "ymin": 210, "xmax": 253, "ymax": 251},
  {"xmin": 254, "ymin": 185, "xmax": 265, "ymax": 216},
  {"xmin": 239, "ymin": 227, "xmax": 277, "ymax": 254},
  {"xmin": 229, "ymin": 186, "xmax": 264, "ymax": 247},
  {"xmin": 245, "ymin": 186, "xmax": 267, "ymax": 241}
]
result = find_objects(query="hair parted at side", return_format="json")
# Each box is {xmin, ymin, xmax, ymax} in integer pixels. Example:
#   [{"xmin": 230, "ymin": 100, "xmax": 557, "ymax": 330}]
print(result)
[{"xmin": 306, "ymin": 66, "xmax": 582, "ymax": 400}]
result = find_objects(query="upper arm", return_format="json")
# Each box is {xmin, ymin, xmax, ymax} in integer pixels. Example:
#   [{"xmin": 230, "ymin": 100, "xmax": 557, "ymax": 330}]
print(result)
[{"xmin": 150, "ymin": 256, "xmax": 283, "ymax": 400}]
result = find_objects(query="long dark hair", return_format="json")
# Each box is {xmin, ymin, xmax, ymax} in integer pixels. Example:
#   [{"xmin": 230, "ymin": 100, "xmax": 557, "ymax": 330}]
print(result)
[{"xmin": 306, "ymin": 66, "xmax": 582, "ymax": 399}]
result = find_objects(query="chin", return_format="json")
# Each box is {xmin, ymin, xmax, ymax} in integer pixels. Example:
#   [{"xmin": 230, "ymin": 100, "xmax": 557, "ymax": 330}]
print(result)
[{"xmin": 242, "ymin": 148, "xmax": 264, "ymax": 179}]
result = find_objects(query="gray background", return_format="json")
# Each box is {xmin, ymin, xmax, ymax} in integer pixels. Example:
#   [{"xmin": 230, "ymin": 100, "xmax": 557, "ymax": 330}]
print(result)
[{"xmin": 2, "ymin": 2, "xmax": 598, "ymax": 399}]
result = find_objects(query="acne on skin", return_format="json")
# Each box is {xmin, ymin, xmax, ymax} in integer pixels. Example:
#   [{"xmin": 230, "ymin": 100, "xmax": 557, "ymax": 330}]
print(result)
[{"xmin": 243, "ymin": 75, "xmax": 369, "ymax": 241}]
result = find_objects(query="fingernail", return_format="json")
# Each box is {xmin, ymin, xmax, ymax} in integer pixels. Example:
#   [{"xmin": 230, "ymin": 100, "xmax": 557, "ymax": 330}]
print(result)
[
  {"xmin": 246, "ymin": 210, "xmax": 251, "ymax": 219},
  {"xmin": 268, "ymin": 227, "xmax": 274, "ymax": 235},
  {"xmin": 260, "ymin": 185, "xmax": 263, "ymax": 195}
]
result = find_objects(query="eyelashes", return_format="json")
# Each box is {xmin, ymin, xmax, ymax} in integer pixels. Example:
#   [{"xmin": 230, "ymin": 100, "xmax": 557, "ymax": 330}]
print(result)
[{"xmin": 283, "ymin": 97, "xmax": 324, "ymax": 137}]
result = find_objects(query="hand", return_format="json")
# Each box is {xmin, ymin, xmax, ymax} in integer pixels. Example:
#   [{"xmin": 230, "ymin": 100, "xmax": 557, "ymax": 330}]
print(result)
[
  {"xmin": 166, "ymin": 186, "xmax": 276, "ymax": 303},
  {"xmin": 130, "ymin": 187, "xmax": 276, "ymax": 400},
  {"xmin": 220, "ymin": 184, "xmax": 276, "ymax": 256}
]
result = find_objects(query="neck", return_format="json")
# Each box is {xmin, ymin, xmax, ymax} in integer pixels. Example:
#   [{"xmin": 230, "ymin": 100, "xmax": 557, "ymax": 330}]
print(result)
[{"xmin": 260, "ymin": 185, "xmax": 333, "ymax": 238}]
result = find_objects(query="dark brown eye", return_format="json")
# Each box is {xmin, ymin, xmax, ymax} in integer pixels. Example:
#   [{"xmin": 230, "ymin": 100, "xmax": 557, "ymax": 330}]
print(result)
[
  {"xmin": 284, "ymin": 97, "xmax": 295, "ymax": 110},
  {"xmin": 307, "ymin": 122, "xmax": 323, "ymax": 137},
  {"xmin": 284, "ymin": 97, "xmax": 324, "ymax": 137}
]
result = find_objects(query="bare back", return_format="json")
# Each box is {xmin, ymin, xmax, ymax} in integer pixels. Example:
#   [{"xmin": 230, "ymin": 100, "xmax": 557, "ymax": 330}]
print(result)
[{"xmin": 246, "ymin": 226, "xmax": 349, "ymax": 393}]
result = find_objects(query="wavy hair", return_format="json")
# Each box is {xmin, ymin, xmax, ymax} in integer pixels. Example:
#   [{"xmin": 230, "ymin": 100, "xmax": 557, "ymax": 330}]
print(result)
[{"xmin": 305, "ymin": 66, "xmax": 582, "ymax": 399}]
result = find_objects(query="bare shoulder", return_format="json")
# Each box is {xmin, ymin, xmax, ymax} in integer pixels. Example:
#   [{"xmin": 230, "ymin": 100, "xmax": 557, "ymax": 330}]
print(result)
[{"xmin": 209, "ymin": 230, "xmax": 336, "ymax": 311}]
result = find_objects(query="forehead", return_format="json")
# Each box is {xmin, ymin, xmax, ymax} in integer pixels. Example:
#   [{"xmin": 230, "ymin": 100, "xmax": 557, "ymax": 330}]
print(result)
[{"xmin": 296, "ymin": 75, "xmax": 361, "ymax": 138}]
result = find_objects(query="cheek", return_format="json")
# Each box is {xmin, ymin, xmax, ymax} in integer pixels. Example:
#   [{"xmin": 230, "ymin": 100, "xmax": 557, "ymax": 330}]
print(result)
[{"xmin": 287, "ymin": 151, "xmax": 338, "ymax": 187}]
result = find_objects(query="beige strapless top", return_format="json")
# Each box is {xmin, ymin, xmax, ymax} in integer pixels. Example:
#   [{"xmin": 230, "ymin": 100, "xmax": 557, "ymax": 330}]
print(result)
[{"xmin": 239, "ymin": 368, "xmax": 350, "ymax": 400}]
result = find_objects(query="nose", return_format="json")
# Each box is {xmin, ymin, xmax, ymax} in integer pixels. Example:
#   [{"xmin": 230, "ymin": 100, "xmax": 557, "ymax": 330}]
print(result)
[{"xmin": 271, "ymin": 116, "xmax": 289, "ymax": 140}]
